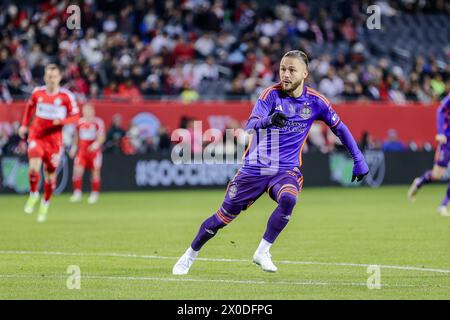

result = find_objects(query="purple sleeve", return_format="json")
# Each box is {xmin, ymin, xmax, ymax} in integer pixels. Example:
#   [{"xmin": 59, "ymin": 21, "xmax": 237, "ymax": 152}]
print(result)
[
  {"xmin": 437, "ymin": 95, "xmax": 450, "ymax": 135},
  {"xmin": 318, "ymin": 97, "xmax": 367, "ymax": 175},
  {"xmin": 318, "ymin": 99, "xmax": 363, "ymax": 161},
  {"xmin": 331, "ymin": 122, "xmax": 365, "ymax": 162},
  {"xmin": 320, "ymin": 103, "xmax": 341, "ymax": 128},
  {"xmin": 245, "ymin": 96, "xmax": 274, "ymax": 131}
]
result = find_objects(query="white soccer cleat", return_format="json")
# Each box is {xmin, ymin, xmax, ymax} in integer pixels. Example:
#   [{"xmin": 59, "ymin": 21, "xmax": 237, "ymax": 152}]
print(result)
[
  {"xmin": 407, "ymin": 178, "xmax": 420, "ymax": 202},
  {"xmin": 87, "ymin": 192, "xmax": 99, "ymax": 204},
  {"xmin": 70, "ymin": 191, "xmax": 82, "ymax": 203},
  {"xmin": 24, "ymin": 193, "xmax": 39, "ymax": 214},
  {"xmin": 37, "ymin": 201, "xmax": 49, "ymax": 223},
  {"xmin": 172, "ymin": 254, "xmax": 196, "ymax": 275},
  {"xmin": 437, "ymin": 206, "xmax": 450, "ymax": 217},
  {"xmin": 253, "ymin": 250, "xmax": 277, "ymax": 273}
]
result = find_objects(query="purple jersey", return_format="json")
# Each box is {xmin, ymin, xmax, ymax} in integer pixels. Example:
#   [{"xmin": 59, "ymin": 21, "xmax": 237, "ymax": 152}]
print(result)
[
  {"xmin": 242, "ymin": 84, "xmax": 340, "ymax": 175},
  {"xmin": 437, "ymin": 93, "xmax": 450, "ymax": 138}
]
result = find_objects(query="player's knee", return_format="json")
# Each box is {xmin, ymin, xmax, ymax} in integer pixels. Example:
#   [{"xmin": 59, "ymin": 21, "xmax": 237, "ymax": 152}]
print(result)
[
  {"xmin": 432, "ymin": 168, "xmax": 445, "ymax": 180},
  {"xmin": 29, "ymin": 161, "xmax": 41, "ymax": 172},
  {"xmin": 278, "ymin": 192, "xmax": 297, "ymax": 213},
  {"xmin": 213, "ymin": 206, "xmax": 238, "ymax": 228},
  {"xmin": 73, "ymin": 168, "xmax": 84, "ymax": 179}
]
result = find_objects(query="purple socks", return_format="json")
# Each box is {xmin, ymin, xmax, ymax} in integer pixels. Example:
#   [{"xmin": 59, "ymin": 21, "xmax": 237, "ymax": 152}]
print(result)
[{"xmin": 263, "ymin": 192, "xmax": 297, "ymax": 243}]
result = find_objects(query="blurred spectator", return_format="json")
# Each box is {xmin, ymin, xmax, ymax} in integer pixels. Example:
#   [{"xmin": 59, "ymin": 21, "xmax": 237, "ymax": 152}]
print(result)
[
  {"xmin": 382, "ymin": 129, "xmax": 405, "ymax": 152},
  {"xmin": 180, "ymin": 83, "xmax": 200, "ymax": 104},
  {"xmin": 104, "ymin": 114, "xmax": 126, "ymax": 154},
  {"xmin": 157, "ymin": 126, "xmax": 172, "ymax": 151},
  {"xmin": 359, "ymin": 131, "xmax": 380, "ymax": 151},
  {"xmin": 2, "ymin": 121, "xmax": 26, "ymax": 155}
]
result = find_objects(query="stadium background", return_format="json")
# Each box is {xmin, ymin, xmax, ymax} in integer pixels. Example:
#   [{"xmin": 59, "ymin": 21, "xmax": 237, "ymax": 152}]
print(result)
[
  {"xmin": 0, "ymin": 0, "xmax": 449, "ymax": 301},
  {"xmin": 0, "ymin": 0, "xmax": 448, "ymax": 193}
]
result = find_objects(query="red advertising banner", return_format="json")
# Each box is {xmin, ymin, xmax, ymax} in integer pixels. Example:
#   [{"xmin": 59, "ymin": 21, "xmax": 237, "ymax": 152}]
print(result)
[{"xmin": 0, "ymin": 100, "xmax": 438, "ymax": 146}]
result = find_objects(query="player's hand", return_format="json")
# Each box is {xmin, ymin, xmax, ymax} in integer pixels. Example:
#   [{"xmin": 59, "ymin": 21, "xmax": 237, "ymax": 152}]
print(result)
[
  {"xmin": 436, "ymin": 134, "xmax": 447, "ymax": 144},
  {"xmin": 352, "ymin": 159, "xmax": 369, "ymax": 182},
  {"xmin": 270, "ymin": 113, "xmax": 288, "ymax": 128},
  {"xmin": 18, "ymin": 126, "xmax": 28, "ymax": 139},
  {"xmin": 69, "ymin": 147, "xmax": 77, "ymax": 159},
  {"xmin": 88, "ymin": 142, "xmax": 99, "ymax": 152},
  {"xmin": 53, "ymin": 119, "xmax": 62, "ymax": 126}
]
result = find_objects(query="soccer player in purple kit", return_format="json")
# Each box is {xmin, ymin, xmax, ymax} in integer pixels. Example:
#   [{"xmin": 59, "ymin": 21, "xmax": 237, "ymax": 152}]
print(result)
[
  {"xmin": 173, "ymin": 51, "xmax": 369, "ymax": 274},
  {"xmin": 408, "ymin": 93, "xmax": 450, "ymax": 217}
]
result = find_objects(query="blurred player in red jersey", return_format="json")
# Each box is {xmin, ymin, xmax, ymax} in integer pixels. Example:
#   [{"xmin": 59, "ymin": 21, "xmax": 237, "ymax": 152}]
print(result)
[
  {"xmin": 69, "ymin": 103, "xmax": 105, "ymax": 204},
  {"xmin": 19, "ymin": 64, "xmax": 80, "ymax": 222}
]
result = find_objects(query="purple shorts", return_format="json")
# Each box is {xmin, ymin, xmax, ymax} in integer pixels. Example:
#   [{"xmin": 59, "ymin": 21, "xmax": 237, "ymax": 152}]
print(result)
[
  {"xmin": 222, "ymin": 168, "xmax": 304, "ymax": 214},
  {"xmin": 435, "ymin": 143, "xmax": 450, "ymax": 167}
]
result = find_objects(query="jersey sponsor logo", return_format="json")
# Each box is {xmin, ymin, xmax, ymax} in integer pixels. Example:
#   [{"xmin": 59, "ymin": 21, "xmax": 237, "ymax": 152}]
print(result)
[
  {"xmin": 300, "ymin": 105, "xmax": 312, "ymax": 119},
  {"xmin": 36, "ymin": 103, "xmax": 67, "ymax": 120},
  {"xmin": 79, "ymin": 126, "xmax": 97, "ymax": 140}
]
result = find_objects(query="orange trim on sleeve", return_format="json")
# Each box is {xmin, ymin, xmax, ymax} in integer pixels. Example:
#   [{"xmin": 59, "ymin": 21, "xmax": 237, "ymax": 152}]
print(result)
[
  {"xmin": 298, "ymin": 127, "xmax": 312, "ymax": 167},
  {"xmin": 259, "ymin": 83, "xmax": 282, "ymax": 101},
  {"xmin": 306, "ymin": 88, "xmax": 330, "ymax": 106},
  {"xmin": 242, "ymin": 134, "xmax": 254, "ymax": 161}
]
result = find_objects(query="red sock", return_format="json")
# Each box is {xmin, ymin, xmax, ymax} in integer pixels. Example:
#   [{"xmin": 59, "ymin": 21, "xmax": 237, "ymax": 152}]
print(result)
[
  {"xmin": 44, "ymin": 181, "xmax": 55, "ymax": 202},
  {"xmin": 73, "ymin": 177, "xmax": 82, "ymax": 193},
  {"xmin": 29, "ymin": 171, "xmax": 40, "ymax": 193},
  {"xmin": 91, "ymin": 178, "xmax": 101, "ymax": 193}
]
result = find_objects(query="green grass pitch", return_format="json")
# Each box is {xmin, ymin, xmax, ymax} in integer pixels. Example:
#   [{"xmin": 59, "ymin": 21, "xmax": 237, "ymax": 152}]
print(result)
[{"xmin": 0, "ymin": 185, "xmax": 449, "ymax": 299}]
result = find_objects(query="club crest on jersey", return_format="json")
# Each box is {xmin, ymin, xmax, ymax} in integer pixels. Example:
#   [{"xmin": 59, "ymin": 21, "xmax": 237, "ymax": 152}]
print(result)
[
  {"xmin": 228, "ymin": 185, "xmax": 237, "ymax": 199},
  {"xmin": 275, "ymin": 105, "xmax": 283, "ymax": 111},
  {"xmin": 300, "ymin": 105, "xmax": 312, "ymax": 119}
]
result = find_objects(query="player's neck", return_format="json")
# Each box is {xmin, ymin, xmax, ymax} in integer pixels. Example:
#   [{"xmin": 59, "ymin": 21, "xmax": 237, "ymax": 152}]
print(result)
[
  {"xmin": 286, "ymin": 82, "xmax": 304, "ymax": 98},
  {"xmin": 46, "ymin": 85, "xmax": 60, "ymax": 95}
]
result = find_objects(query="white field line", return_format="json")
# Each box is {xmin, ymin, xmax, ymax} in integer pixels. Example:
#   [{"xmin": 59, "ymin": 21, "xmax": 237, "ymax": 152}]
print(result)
[
  {"xmin": 1, "ymin": 274, "xmax": 450, "ymax": 290},
  {"xmin": 1, "ymin": 250, "xmax": 450, "ymax": 275},
  {"xmin": 0, "ymin": 274, "xmax": 360, "ymax": 287}
]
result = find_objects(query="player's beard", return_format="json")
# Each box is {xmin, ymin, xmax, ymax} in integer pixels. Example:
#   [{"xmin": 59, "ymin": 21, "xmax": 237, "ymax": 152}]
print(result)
[{"xmin": 282, "ymin": 79, "xmax": 303, "ymax": 95}]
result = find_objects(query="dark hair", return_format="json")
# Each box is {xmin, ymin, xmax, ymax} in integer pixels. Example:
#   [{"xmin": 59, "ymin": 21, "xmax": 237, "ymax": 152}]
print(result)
[
  {"xmin": 282, "ymin": 50, "xmax": 309, "ymax": 67},
  {"xmin": 45, "ymin": 63, "xmax": 61, "ymax": 73}
]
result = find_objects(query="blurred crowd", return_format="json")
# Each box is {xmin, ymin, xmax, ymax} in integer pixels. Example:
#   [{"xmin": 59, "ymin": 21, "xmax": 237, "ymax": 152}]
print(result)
[{"xmin": 0, "ymin": 0, "xmax": 448, "ymax": 104}]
